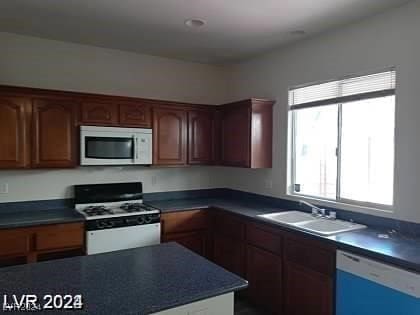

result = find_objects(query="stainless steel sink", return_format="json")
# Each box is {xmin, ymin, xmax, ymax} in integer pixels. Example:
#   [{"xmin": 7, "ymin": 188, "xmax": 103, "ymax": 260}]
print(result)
[{"xmin": 258, "ymin": 211, "xmax": 366, "ymax": 236}]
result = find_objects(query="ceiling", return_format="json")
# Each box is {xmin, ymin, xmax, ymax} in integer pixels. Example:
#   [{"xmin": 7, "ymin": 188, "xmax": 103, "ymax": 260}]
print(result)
[{"xmin": 0, "ymin": 0, "xmax": 411, "ymax": 64}]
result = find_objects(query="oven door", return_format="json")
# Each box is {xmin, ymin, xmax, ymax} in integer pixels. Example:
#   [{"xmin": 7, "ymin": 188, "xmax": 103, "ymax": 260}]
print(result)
[{"xmin": 86, "ymin": 224, "xmax": 161, "ymax": 255}]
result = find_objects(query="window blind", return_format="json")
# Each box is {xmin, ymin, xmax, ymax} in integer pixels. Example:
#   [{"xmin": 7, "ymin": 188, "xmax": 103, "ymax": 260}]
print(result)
[{"xmin": 289, "ymin": 69, "xmax": 395, "ymax": 110}]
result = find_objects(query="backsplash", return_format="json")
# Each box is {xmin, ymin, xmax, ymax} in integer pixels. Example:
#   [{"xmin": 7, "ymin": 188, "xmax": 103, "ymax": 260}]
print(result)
[{"xmin": 0, "ymin": 167, "xmax": 216, "ymax": 203}]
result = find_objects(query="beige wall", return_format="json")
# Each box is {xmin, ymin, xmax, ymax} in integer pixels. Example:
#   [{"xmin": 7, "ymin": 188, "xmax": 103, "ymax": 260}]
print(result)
[
  {"xmin": 0, "ymin": 32, "xmax": 228, "ymax": 202},
  {"xmin": 215, "ymin": 0, "xmax": 420, "ymax": 223}
]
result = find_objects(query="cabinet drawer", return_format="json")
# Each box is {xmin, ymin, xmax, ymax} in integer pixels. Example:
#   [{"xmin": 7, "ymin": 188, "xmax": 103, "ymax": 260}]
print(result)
[
  {"xmin": 284, "ymin": 237, "xmax": 335, "ymax": 276},
  {"xmin": 161, "ymin": 210, "xmax": 209, "ymax": 234},
  {"xmin": 214, "ymin": 211, "xmax": 245, "ymax": 240},
  {"xmin": 35, "ymin": 223, "xmax": 84, "ymax": 251},
  {"xmin": 246, "ymin": 223, "xmax": 282, "ymax": 255},
  {"xmin": 0, "ymin": 229, "xmax": 31, "ymax": 256}
]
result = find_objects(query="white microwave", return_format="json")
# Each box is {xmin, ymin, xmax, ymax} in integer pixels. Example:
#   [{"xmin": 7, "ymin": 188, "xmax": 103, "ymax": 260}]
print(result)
[{"xmin": 80, "ymin": 126, "xmax": 152, "ymax": 166}]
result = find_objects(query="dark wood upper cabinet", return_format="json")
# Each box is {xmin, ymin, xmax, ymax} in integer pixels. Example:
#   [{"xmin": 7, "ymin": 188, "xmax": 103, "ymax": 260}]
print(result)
[
  {"xmin": 153, "ymin": 106, "xmax": 187, "ymax": 165},
  {"xmin": 221, "ymin": 103, "xmax": 251, "ymax": 167},
  {"xmin": 213, "ymin": 109, "xmax": 222, "ymax": 165},
  {"xmin": 221, "ymin": 98, "xmax": 274, "ymax": 168},
  {"xmin": 80, "ymin": 101, "xmax": 119, "ymax": 126},
  {"xmin": 188, "ymin": 109, "xmax": 214, "ymax": 165},
  {"xmin": 32, "ymin": 99, "xmax": 78, "ymax": 168},
  {"xmin": 0, "ymin": 85, "xmax": 274, "ymax": 170},
  {"xmin": 119, "ymin": 102, "xmax": 152, "ymax": 128},
  {"xmin": 0, "ymin": 96, "xmax": 31, "ymax": 169}
]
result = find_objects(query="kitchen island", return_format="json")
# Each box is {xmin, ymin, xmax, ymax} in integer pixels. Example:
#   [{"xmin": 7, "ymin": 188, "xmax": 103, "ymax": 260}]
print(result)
[{"xmin": 0, "ymin": 242, "xmax": 248, "ymax": 314}]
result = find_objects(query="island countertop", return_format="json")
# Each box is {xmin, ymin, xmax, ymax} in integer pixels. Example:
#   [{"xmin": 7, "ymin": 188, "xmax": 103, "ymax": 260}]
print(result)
[{"xmin": 0, "ymin": 242, "xmax": 248, "ymax": 314}]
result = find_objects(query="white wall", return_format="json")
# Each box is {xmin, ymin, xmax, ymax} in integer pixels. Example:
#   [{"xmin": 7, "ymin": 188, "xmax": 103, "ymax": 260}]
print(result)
[
  {"xmin": 0, "ymin": 32, "xmax": 228, "ymax": 202},
  {"xmin": 217, "ymin": 0, "xmax": 420, "ymax": 223}
]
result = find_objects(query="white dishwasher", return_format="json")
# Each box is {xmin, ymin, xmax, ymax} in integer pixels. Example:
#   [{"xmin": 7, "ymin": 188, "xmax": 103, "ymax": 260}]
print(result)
[{"xmin": 336, "ymin": 250, "xmax": 420, "ymax": 315}]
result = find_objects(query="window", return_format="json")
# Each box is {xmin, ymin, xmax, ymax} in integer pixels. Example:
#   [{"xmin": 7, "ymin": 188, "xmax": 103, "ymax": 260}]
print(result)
[{"xmin": 289, "ymin": 69, "xmax": 396, "ymax": 208}]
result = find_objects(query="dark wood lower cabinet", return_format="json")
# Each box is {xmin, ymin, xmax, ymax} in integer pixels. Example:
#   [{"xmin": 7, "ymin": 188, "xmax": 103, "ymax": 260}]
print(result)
[
  {"xmin": 213, "ymin": 234, "xmax": 245, "ymax": 277},
  {"xmin": 161, "ymin": 209, "xmax": 335, "ymax": 314},
  {"xmin": 283, "ymin": 260, "xmax": 333, "ymax": 315},
  {"xmin": 246, "ymin": 245, "xmax": 282, "ymax": 314},
  {"xmin": 0, "ymin": 223, "xmax": 84, "ymax": 267},
  {"xmin": 164, "ymin": 230, "xmax": 209, "ymax": 258}
]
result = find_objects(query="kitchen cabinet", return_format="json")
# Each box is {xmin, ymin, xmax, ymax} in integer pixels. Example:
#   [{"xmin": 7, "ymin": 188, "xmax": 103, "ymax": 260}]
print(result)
[
  {"xmin": 0, "ymin": 85, "xmax": 275, "ymax": 169},
  {"xmin": 159, "ymin": 208, "xmax": 335, "ymax": 314},
  {"xmin": 213, "ymin": 234, "xmax": 245, "ymax": 277},
  {"xmin": 161, "ymin": 210, "xmax": 211, "ymax": 258},
  {"xmin": 164, "ymin": 231, "xmax": 209, "ymax": 258},
  {"xmin": 212, "ymin": 211, "xmax": 246, "ymax": 276},
  {"xmin": 284, "ymin": 261, "xmax": 333, "ymax": 315},
  {"xmin": 32, "ymin": 98, "xmax": 78, "ymax": 168},
  {"xmin": 221, "ymin": 98, "xmax": 274, "ymax": 168},
  {"xmin": 0, "ymin": 96, "xmax": 31, "ymax": 169},
  {"xmin": 153, "ymin": 107, "xmax": 188, "ymax": 165},
  {"xmin": 246, "ymin": 223, "xmax": 283, "ymax": 313},
  {"xmin": 246, "ymin": 245, "xmax": 282, "ymax": 314},
  {"xmin": 80, "ymin": 101, "xmax": 119, "ymax": 125},
  {"xmin": 119, "ymin": 102, "xmax": 152, "ymax": 128},
  {"xmin": 188, "ymin": 109, "xmax": 215, "ymax": 165},
  {"xmin": 0, "ymin": 223, "xmax": 84, "ymax": 267},
  {"xmin": 283, "ymin": 236, "xmax": 335, "ymax": 315}
]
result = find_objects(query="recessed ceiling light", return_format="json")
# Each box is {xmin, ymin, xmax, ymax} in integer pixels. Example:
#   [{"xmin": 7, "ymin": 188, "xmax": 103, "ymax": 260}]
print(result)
[
  {"xmin": 185, "ymin": 18, "xmax": 206, "ymax": 28},
  {"xmin": 290, "ymin": 30, "xmax": 306, "ymax": 36}
]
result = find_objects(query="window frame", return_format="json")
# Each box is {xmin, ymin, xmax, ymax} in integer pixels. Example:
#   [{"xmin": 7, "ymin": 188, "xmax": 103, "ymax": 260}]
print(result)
[{"xmin": 288, "ymin": 70, "xmax": 396, "ymax": 211}]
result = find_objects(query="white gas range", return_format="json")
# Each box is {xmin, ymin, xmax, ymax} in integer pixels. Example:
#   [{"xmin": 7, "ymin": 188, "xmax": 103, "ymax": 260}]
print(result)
[{"xmin": 74, "ymin": 182, "xmax": 160, "ymax": 255}]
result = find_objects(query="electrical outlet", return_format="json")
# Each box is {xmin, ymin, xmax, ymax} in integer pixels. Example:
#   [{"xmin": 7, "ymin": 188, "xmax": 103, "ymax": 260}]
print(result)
[
  {"xmin": 151, "ymin": 176, "xmax": 157, "ymax": 186},
  {"xmin": 0, "ymin": 183, "xmax": 9, "ymax": 194}
]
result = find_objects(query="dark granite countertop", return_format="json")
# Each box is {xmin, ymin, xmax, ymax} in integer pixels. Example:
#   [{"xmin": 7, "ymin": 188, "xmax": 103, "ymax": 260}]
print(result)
[
  {"xmin": 148, "ymin": 198, "xmax": 420, "ymax": 273},
  {"xmin": 0, "ymin": 242, "xmax": 248, "ymax": 314},
  {"xmin": 0, "ymin": 208, "xmax": 84, "ymax": 229}
]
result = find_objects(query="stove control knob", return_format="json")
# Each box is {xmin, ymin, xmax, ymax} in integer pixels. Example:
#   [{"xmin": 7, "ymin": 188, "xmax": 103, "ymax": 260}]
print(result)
[
  {"xmin": 97, "ymin": 221, "xmax": 107, "ymax": 229},
  {"xmin": 144, "ymin": 215, "xmax": 152, "ymax": 224},
  {"xmin": 107, "ymin": 221, "xmax": 114, "ymax": 228},
  {"xmin": 137, "ymin": 216, "xmax": 145, "ymax": 225}
]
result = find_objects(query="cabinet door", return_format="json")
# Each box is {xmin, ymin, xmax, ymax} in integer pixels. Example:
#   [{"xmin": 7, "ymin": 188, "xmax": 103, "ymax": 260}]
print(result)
[
  {"xmin": 213, "ymin": 234, "xmax": 245, "ymax": 276},
  {"xmin": 0, "ymin": 96, "xmax": 31, "ymax": 168},
  {"xmin": 0, "ymin": 228, "xmax": 31, "ymax": 258},
  {"xmin": 246, "ymin": 245, "xmax": 282, "ymax": 314},
  {"xmin": 35, "ymin": 223, "xmax": 84, "ymax": 251},
  {"xmin": 161, "ymin": 210, "xmax": 209, "ymax": 235},
  {"xmin": 164, "ymin": 231, "xmax": 209, "ymax": 258},
  {"xmin": 284, "ymin": 261, "xmax": 333, "ymax": 315},
  {"xmin": 80, "ymin": 101, "xmax": 119, "ymax": 125},
  {"xmin": 188, "ymin": 110, "xmax": 214, "ymax": 165},
  {"xmin": 221, "ymin": 104, "xmax": 251, "ymax": 167},
  {"xmin": 119, "ymin": 103, "xmax": 152, "ymax": 128},
  {"xmin": 213, "ymin": 109, "xmax": 222, "ymax": 165},
  {"xmin": 153, "ymin": 107, "xmax": 187, "ymax": 165},
  {"xmin": 32, "ymin": 99, "xmax": 78, "ymax": 168}
]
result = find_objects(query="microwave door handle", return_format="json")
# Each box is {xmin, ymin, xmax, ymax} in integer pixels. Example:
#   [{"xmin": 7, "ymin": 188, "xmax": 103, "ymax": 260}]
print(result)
[{"xmin": 134, "ymin": 136, "xmax": 139, "ymax": 161}]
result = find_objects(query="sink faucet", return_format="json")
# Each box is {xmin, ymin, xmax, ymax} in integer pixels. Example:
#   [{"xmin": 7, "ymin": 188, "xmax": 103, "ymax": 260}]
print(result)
[{"xmin": 299, "ymin": 200, "xmax": 325, "ymax": 217}]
